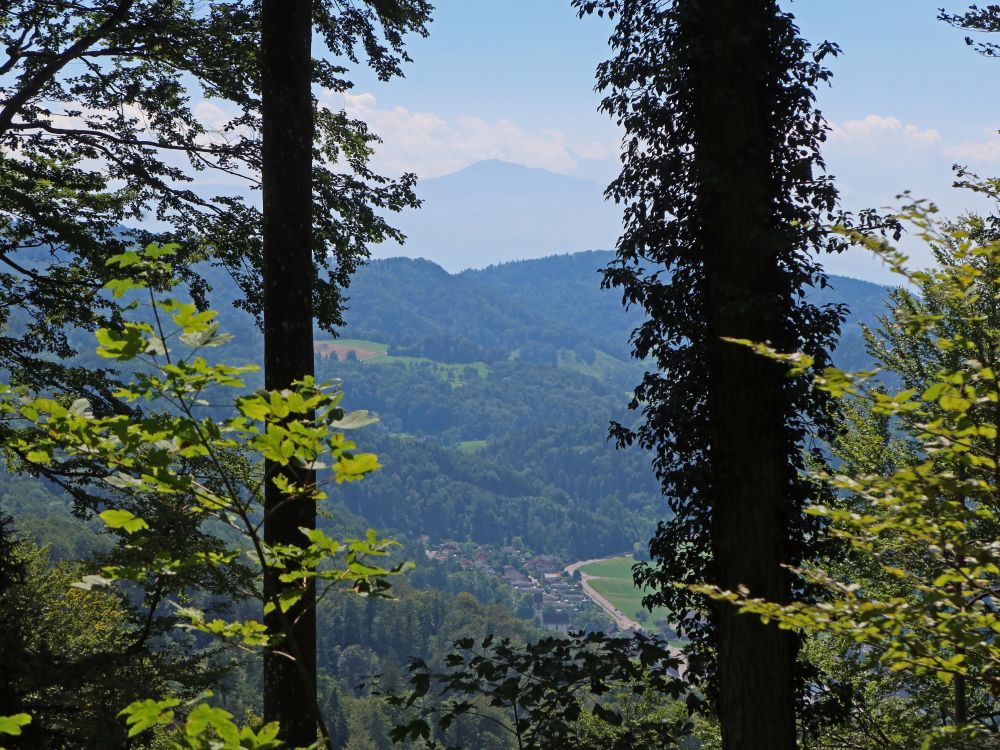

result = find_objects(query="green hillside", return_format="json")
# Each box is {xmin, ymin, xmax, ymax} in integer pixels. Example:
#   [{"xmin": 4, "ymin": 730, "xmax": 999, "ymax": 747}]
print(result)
[
  {"xmin": 6, "ymin": 250, "xmax": 894, "ymax": 561},
  {"xmin": 332, "ymin": 252, "xmax": 890, "ymax": 371}
]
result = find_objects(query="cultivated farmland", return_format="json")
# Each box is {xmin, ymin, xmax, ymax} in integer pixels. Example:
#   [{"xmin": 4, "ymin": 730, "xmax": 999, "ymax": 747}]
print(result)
[{"xmin": 313, "ymin": 338, "xmax": 388, "ymax": 361}]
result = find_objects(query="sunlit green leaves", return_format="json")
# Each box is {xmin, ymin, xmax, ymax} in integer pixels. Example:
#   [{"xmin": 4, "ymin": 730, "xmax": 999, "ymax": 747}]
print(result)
[
  {"xmin": 4, "ymin": 260, "xmax": 401, "ymax": 750},
  {"xmin": 120, "ymin": 697, "xmax": 181, "ymax": 737},
  {"xmin": 0, "ymin": 714, "xmax": 31, "ymax": 737},
  {"xmin": 118, "ymin": 695, "xmax": 290, "ymax": 749},
  {"xmin": 99, "ymin": 509, "xmax": 150, "ymax": 534},
  {"xmin": 177, "ymin": 608, "xmax": 271, "ymax": 647},
  {"xmin": 96, "ymin": 324, "xmax": 152, "ymax": 360},
  {"xmin": 702, "ymin": 202, "xmax": 1000, "ymax": 745},
  {"xmin": 333, "ymin": 452, "xmax": 380, "ymax": 483}
]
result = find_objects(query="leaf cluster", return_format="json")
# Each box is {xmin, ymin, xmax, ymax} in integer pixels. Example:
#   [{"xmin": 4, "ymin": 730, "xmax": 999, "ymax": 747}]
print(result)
[
  {"xmin": 699, "ymin": 200, "xmax": 1000, "ymax": 745},
  {"xmin": 0, "ymin": 247, "xmax": 405, "ymax": 749},
  {"xmin": 387, "ymin": 630, "xmax": 694, "ymax": 750}
]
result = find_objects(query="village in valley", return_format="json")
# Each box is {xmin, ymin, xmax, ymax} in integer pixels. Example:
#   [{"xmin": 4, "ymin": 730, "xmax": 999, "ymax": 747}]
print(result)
[{"xmin": 421, "ymin": 538, "xmax": 677, "ymax": 639}]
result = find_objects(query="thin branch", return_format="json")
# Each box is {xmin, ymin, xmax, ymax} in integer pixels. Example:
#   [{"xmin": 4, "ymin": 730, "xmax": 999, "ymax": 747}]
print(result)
[
  {"xmin": 0, "ymin": 0, "xmax": 137, "ymax": 134},
  {"xmin": 0, "ymin": 252, "xmax": 104, "ymax": 290}
]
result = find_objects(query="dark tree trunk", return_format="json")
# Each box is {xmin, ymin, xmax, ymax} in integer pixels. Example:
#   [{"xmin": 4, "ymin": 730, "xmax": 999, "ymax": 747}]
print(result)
[
  {"xmin": 692, "ymin": 2, "xmax": 798, "ymax": 747},
  {"xmin": 260, "ymin": 0, "xmax": 317, "ymax": 745}
]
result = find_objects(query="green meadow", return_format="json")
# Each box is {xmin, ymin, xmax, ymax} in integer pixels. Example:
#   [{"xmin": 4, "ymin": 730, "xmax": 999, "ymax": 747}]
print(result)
[{"xmin": 580, "ymin": 556, "xmax": 672, "ymax": 630}]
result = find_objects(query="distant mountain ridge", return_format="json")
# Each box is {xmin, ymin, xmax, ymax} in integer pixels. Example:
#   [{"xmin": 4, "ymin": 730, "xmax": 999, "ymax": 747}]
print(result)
[
  {"xmin": 173, "ymin": 247, "xmax": 890, "ymax": 372},
  {"xmin": 375, "ymin": 160, "xmax": 623, "ymax": 272},
  {"xmin": 342, "ymin": 249, "xmax": 892, "ymax": 370}
]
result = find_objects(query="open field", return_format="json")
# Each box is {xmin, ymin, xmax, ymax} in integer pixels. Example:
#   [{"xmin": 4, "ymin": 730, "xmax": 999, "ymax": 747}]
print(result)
[
  {"xmin": 556, "ymin": 349, "xmax": 639, "ymax": 383},
  {"xmin": 578, "ymin": 556, "xmax": 637, "ymax": 580},
  {"xmin": 314, "ymin": 338, "xmax": 388, "ymax": 361},
  {"xmin": 456, "ymin": 439, "xmax": 488, "ymax": 454},
  {"xmin": 579, "ymin": 556, "xmax": 672, "ymax": 630},
  {"xmin": 366, "ymin": 356, "xmax": 489, "ymax": 384}
]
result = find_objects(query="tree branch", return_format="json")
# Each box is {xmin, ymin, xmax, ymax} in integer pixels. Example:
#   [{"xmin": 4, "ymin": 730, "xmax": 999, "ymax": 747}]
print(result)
[{"xmin": 0, "ymin": 0, "xmax": 137, "ymax": 134}]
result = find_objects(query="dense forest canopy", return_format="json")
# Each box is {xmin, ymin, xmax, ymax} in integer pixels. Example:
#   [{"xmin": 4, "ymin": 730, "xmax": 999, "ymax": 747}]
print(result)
[{"xmin": 5, "ymin": 1, "xmax": 1000, "ymax": 749}]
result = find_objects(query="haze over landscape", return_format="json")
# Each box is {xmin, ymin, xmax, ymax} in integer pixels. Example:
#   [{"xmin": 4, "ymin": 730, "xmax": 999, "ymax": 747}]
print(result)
[
  {"xmin": 340, "ymin": 0, "xmax": 1000, "ymax": 283},
  {"xmin": 375, "ymin": 160, "xmax": 622, "ymax": 271},
  {"xmin": 7, "ymin": 2, "xmax": 1000, "ymax": 749}
]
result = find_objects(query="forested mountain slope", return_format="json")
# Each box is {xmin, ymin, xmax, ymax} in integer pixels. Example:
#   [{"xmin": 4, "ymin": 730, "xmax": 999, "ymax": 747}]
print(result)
[
  {"xmin": 6, "ymin": 250, "xmax": 892, "ymax": 559},
  {"xmin": 324, "ymin": 251, "xmax": 892, "ymax": 555},
  {"xmin": 341, "ymin": 250, "xmax": 889, "ymax": 370}
]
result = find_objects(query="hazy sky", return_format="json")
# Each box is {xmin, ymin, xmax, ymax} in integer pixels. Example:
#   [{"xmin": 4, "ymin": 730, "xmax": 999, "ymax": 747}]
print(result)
[{"xmin": 334, "ymin": 0, "xmax": 1000, "ymax": 282}]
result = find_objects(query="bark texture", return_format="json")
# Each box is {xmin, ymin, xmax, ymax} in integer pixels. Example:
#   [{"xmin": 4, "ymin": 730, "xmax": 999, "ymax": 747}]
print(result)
[
  {"xmin": 694, "ymin": 3, "xmax": 797, "ymax": 747},
  {"xmin": 260, "ymin": 0, "xmax": 317, "ymax": 745}
]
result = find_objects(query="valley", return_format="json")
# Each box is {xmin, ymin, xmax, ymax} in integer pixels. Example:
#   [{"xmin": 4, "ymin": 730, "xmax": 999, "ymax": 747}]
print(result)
[
  {"xmin": 5, "ymin": 248, "xmax": 896, "ymax": 637},
  {"xmin": 2, "ymin": 2, "xmax": 990, "ymax": 744}
]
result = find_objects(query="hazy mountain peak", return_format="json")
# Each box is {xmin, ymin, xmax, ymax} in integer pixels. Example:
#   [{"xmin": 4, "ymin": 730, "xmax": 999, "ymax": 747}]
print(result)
[
  {"xmin": 376, "ymin": 160, "xmax": 622, "ymax": 272},
  {"xmin": 438, "ymin": 159, "xmax": 601, "ymax": 185}
]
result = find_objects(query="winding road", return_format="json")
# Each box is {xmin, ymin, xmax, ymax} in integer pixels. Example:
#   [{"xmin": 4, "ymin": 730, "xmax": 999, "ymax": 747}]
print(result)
[
  {"xmin": 566, "ymin": 555, "xmax": 688, "ymax": 675},
  {"xmin": 564, "ymin": 555, "xmax": 643, "ymax": 632}
]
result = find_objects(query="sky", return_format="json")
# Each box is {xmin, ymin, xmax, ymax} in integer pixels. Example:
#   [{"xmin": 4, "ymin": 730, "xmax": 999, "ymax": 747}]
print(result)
[{"xmin": 327, "ymin": 0, "xmax": 1000, "ymax": 283}]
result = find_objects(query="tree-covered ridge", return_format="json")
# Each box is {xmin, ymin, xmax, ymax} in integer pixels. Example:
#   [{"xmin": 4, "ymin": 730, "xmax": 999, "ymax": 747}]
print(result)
[
  {"xmin": 4, "ymin": 250, "xmax": 893, "ymax": 562},
  {"xmin": 337, "ymin": 251, "xmax": 889, "ymax": 370},
  {"xmin": 6, "ymin": 0, "xmax": 1000, "ymax": 745}
]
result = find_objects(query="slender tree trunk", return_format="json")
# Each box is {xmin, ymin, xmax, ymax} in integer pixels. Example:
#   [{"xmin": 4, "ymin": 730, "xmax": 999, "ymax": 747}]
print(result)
[
  {"xmin": 691, "ymin": 2, "xmax": 798, "ymax": 747},
  {"xmin": 955, "ymin": 669, "xmax": 968, "ymax": 726},
  {"xmin": 260, "ymin": 0, "xmax": 317, "ymax": 745}
]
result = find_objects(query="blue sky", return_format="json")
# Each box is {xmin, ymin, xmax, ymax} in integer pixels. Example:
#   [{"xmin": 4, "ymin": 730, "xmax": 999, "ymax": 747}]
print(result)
[{"xmin": 335, "ymin": 0, "xmax": 1000, "ymax": 282}]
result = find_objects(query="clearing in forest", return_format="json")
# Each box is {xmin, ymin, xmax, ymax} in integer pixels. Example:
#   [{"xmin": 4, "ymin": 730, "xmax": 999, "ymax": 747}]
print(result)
[{"xmin": 313, "ymin": 338, "xmax": 388, "ymax": 361}]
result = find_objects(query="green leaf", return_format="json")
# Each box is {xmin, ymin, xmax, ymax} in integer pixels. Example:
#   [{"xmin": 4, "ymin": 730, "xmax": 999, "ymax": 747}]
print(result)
[
  {"xmin": 237, "ymin": 395, "xmax": 270, "ymax": 421},
  {"xmin": 72, "ymin": 574, "xmax": 116, "ymax": 591},
  {"xmin": 143, "ymin": 242, "xmax": 178, "ymax": 259},
  {"xmin": 184, "ymin": 703, "xmax": 239, "ymax": 745},
  {"xmin": 104, "ymin": 473, "xmax": 144, "ymax": 490},
  {"xmin": 99, "ymin": 509, "xmax": 150, "ymax": 534},
  {"xmin": 334, "ymin": 452, "xmax": 381, "ymax": 482},
  {"xmin": 104, "ymin": 277, "xmax": 145, "ymax": 298},
  {"xmin": 334, "ymin": 409, "xmax": 379, "ymax": 430},
  {"xmin": 0, "ymin": 714, "xmax": 31, "ymax": 736},
  {"xmin": 921, "ymin": 382, "xmax": 948, "ymax": 401},
  {"xmin": 106, "ymin": 250, "xmax": 142, "ymax": 268},
  {"xmin": 119, "ymin": 697, "xmax": 180, "ymax": 737},
  {"xmin": 95, "ymin": 326, "xmax": 147, "ymax": 360}
]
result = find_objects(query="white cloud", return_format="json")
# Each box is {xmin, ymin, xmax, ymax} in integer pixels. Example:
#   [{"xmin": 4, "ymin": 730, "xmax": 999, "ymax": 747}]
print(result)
[
  {"xmin": 822, "ymin": 114, "xmax": 1000, "ymax": 195},
  {"xmin": 193, "ymin": 101, "xmax": 233, "ymax": 132},
  {"xmin": 946, "ymin": 134, "xmax": 1000, "ymax": 164},
  {"xmin": 818, "ymin": 115, "xmax": 997, "ymax": 283},
  {"xmin": 323, "ymin": 90, "xmax": 611, "ymax": 179},
  {"xmin": 828, "ymin": 114, "xmax": 941, "ymax": 151},
  {"xmin": 831, "ymin": 114, "xmax": 939, "ymax": 142}
]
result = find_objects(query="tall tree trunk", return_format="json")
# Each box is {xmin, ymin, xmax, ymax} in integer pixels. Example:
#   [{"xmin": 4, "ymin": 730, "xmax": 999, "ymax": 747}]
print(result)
[
  {"xmin": 692, "ymin": 2, "xmax": 798, "ymax": 747},
  {"xmin": 260, "ymin": 0, "xmax": 317, "ymax": 745}
]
